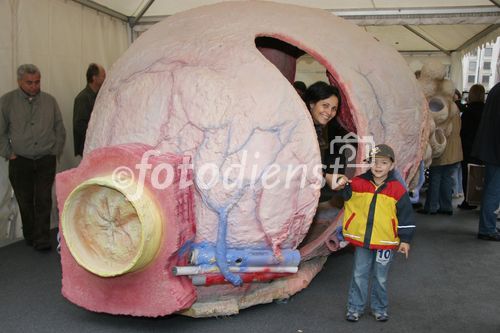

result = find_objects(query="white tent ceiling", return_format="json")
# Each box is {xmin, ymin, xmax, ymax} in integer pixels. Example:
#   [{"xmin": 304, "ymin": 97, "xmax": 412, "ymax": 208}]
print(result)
[{"xmin": 74, "ymin": 0, "xmax": 500, "ymax": 54}]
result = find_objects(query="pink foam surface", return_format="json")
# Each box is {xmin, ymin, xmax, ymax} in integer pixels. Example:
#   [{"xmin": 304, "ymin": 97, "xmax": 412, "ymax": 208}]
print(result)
[{"xmin": 56, "ymin": 144, "xmax": 196, "ymax": 316}]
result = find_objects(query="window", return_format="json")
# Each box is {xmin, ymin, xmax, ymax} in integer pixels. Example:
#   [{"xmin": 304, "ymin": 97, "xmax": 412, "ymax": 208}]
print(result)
[
  {"xmin": 484, "ymin": 48, "xmax": 493, "ymax": 57},
  {"xmin": 468, "ymin": 75, "xmax": 475, "ymax": 83},
  {"xmin": 482, "ymin": 75, "xmax": 490, "ymax": 85},
  {"xmin": 483, "ymin": 62, "xmax": 491, "ymax": 70},
  {"xmin": 469, "ymin": 61, "xmax": 477, "ymax": 71}
]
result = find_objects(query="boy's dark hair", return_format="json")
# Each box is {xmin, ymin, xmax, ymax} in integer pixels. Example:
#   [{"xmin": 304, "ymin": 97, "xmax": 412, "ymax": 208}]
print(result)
[{"xmin": 304, "ymin": 81, "xmax": 341, "ymax": 110}]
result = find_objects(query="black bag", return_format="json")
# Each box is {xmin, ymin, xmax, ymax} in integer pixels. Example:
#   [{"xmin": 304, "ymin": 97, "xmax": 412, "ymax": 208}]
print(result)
[{"xmin": 466, "ymin": 164, "xmax": 485, "ymax": 205}]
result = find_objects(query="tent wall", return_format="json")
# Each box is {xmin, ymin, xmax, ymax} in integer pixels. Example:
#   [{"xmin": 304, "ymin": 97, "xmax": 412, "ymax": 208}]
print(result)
[
  {"xmin": 0, "ymin": 0, "xmax": 129, "ymax": 245},
  {"xmin": 0, "ymin": 1, "xmax": 497, "ymax": 246}
]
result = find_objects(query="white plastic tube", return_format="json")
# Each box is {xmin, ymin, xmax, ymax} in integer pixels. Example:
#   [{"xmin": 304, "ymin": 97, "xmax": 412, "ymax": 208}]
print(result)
[{"xmin": 173, "ymin": 265, "xmax": 298, "ymax": 276}]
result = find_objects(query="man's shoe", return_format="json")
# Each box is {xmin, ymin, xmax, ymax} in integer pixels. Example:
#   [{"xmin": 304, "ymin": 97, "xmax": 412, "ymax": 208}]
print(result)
[
  {"xmin": 458, "ymin": 202, "xmax": 477, "ymax": 210},
  {"xmin": 34, "ymin": 242, "xmax": 52, "ymax": 251},
  {"xmin": 416, "ymin": 209, "xmax": 436, "ymax": 215},
  {"xmin": 412, "ymin": 202, "xmax": 423, "ymax": 209},
  {"xmin": 477, "ymin": 233, "xmax": 500, "ymax": 241},
  {"xmin": 437, "ymin": 210, "xmax": 453, "ymax": 216},
  {"xmin": 345, "ymin": 311, "xmax": 360, "ymax": 322},
  {"xmin": 373, "ymin": 312, "xmax": 389, "ymax": 322}
]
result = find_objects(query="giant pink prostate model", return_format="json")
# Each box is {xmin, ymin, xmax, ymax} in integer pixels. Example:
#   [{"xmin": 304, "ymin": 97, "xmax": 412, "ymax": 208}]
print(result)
[{"xmin": 56, "ymin": 2, "xmax": 428, "ymax": 317}]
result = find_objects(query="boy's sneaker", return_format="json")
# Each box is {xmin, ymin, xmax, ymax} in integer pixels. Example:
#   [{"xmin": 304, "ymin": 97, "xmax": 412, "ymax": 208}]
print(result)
[
  {"xmin": 373, "ymin": 312, "xmax": 389, "ymax": 322},
  {"xmin": 345, "ymin": 311, "xmax": 360, "ymax": 322}
]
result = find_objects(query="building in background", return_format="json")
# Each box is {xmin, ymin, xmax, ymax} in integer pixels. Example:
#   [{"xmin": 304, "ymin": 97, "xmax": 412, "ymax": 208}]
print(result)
[{"xmin": 462, "ymin": 37, "xmax": 500, "ymax": 94}]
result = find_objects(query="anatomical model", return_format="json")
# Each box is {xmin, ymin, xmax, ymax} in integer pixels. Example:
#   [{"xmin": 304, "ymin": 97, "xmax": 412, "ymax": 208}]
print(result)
[{"xmin": 56, "ymin": 1, "xmax": 428, "ymax": 317}]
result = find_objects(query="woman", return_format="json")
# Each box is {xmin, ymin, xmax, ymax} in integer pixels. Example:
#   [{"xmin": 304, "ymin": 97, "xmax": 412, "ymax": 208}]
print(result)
[
  {"xmin": 452, "ymin": 89, "xmax": 465, "ymax": 198},
  {"xmin": 419, "ymin": 96, "xmax": 463, "ymax": 215},
  {"xmin": 304, "ymin": 81, "xmax": 347, "ymax": 200},
  {"xmin": 459, "ymin": 84, "xmax": 485, "ymax": 210}
]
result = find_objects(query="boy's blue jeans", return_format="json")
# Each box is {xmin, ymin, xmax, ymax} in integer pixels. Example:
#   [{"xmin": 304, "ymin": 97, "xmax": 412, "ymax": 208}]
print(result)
[{"xmin": 347, "ymin": 247, "xmax": 394, "ymax": 314}]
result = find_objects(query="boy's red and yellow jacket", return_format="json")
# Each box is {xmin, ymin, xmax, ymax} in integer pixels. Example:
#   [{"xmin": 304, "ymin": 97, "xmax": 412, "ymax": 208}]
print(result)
[{"xmin": 341, "ymin": 170, "xmax": 415, "ymax": 250}]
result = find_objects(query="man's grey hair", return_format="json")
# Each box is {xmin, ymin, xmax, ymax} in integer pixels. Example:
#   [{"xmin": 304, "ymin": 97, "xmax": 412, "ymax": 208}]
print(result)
[{"xmin": 17, "ymin": 64, "xmax": 40, "ymax": 80}]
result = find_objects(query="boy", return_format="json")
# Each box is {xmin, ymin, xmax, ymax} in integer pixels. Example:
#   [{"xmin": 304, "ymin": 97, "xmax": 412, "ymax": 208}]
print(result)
[{"xmin": 340, "ymin": 144, "xmax": 415, "ymax": 322}]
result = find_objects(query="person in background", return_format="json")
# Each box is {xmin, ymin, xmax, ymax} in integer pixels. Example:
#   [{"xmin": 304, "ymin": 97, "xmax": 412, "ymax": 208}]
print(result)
[
  {"xmin": 451, "ymin": 164, "xmax": 463, "ymax": 199},
  {"xmin": 453, "ymin": 89, "xmax": 466, "ymax": 114},
  {"xmin": 293, "ymin": 81, "xmax": 307, "ymax": 101},
  {"xmin": 73, "ymin": 63, "xmax": 106, "ymax": 157},
  {"xmin": 451, "ymin": 89, "xmax": 465, "ymax": 199},
  {"xmin": 341, "ymin": 144, "xmax": 415, "ymax": 323},
  {"xmin": 472, "ymin": 82, "xmax": 500, "ymax": 241},
  {"xmin": 418, "ymin": 99, "xmax": 463, "ymax": 215},
  {"xmin": 458, "ymin": 84, "xmax": 485, "ymax": 210},
  {"xmin": 0, "ymin": 64, "xmax": 66, "ymax": 250}
]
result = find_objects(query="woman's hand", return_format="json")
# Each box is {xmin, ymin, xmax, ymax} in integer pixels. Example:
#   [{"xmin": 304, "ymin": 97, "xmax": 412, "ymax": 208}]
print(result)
[{"xmin": 328, "ymin": 174, "xmax": 350, "ymax": 190}]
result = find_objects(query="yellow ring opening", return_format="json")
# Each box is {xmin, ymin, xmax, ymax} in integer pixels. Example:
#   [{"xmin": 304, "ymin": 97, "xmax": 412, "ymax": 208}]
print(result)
[{"xmin": 61, "ymin": 176, "xmax": 163, "ymax": 277}]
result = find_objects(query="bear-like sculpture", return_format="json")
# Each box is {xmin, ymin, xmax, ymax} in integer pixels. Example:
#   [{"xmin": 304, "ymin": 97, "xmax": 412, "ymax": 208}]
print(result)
[{"xmin": 418, "ymin": 60, "xmax": 458, "ymax": 166}]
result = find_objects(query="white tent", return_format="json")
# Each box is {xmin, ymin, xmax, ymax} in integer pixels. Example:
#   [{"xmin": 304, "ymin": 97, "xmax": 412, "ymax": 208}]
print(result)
[
  {"xmin": 0, "ymin": 0, "xmax": 129, "ymax": 245},
  {"xmin": 74, "ymin": 0, "xmax": 500, "ymax": 90},
  {"xmin": 87, "ymin": 0, "xmax": 500, "ymax": 53},
  {"xmin": 0, "ymin": 0, "xmax": 499, "ymax": 245}
]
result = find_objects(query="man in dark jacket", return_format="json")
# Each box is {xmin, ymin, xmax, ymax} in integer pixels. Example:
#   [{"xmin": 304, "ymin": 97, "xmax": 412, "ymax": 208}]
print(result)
[
  {"xmin": 472, "ymin": 82, "xmax": 500, "ymax": 241},
  {"xmin": 73, "ymin": 63, "xmax": 105, "ymax": 156}
]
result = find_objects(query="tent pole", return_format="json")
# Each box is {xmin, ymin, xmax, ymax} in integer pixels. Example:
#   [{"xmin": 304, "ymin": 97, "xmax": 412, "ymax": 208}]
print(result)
[
  {"xmin": 130, "ymin": 0, "xmax": 155, "ymax": 28},
  {"xmin": 403, "ymin": 25, "xmax": 451, "ymax": 55},
  {"xmin": 490, "ymin": 1, "xmax": 500, "ymax": 8},
  {"xmin": 71, "ymin": 0, "xmax": 128, "ymax": 22},
  {"xmin": 456, "ymin": 24, "xmax": 500, "ymax": 52}
]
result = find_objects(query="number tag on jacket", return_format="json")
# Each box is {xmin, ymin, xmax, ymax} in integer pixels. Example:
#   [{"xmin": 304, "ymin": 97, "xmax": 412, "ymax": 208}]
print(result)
[{"xmin": 375, "ymin": 249, "xmax": 392, "ymax": 266}]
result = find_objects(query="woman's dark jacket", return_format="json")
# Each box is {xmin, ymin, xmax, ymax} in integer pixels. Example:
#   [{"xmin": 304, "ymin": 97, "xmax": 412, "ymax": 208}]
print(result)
[{"xmin": 461, "ymin": 101, "xmax": 484, "ymax": 163}]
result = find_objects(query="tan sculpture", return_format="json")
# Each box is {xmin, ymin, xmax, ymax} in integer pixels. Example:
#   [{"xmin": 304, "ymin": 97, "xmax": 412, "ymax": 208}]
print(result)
[{"xmin": 418, "ymin": 60, "xmax": 458, "ymax": 167}]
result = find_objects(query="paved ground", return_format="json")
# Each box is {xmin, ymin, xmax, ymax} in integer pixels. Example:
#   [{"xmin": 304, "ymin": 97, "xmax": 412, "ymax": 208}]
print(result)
[{"xmin": 1, "ymin": 198, "xmax": 499, "ymax": 333}]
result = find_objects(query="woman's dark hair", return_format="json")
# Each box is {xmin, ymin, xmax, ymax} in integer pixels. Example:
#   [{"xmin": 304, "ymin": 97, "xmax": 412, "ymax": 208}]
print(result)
[
  {"xmin": 304, "ymin": 81, "xmax": 341, "ymax": 110},
  {"xmin": 468, "ymin": 84, "xmax": 485, "ymax": 103}
]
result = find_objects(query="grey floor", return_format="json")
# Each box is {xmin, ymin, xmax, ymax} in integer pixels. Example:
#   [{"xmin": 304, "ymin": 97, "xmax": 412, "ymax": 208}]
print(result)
[{"xmin": 1, "ymin": 198, "xmax": 500, "ymax": 333}]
